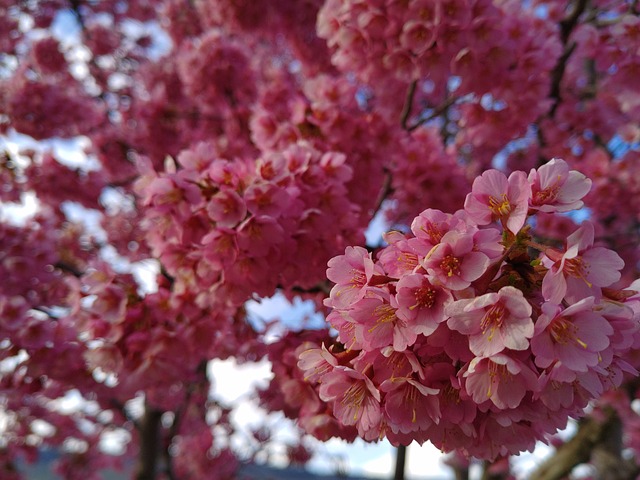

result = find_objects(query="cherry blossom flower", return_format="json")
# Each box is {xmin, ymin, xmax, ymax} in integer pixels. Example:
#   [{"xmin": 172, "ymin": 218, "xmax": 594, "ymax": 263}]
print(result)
[
  {"xmin": 528, "ymin": 158, "xmax": 592, "ymax": 213},
  {"xmin": 325, "ymin": 246, "xmax": 383, "ymax": 309},
  {"xmin": 396, "ymin": 272, "xmax": 452, "ymax": 330},
  {"xmin": 409, "ymin": 208, "xmax": 468, "ymax": 255},
  {"xmin": 298, "ymin": 344, "xmax": 338, "ymax": 384},
  {"xmin": 206, "ymin": 187, "xmax": 247, "ymax": 228},
  {"xmin": 350, "ymin": 292, "xmax": 416, "ymax": 352},
  {"xmin": 462, "ymin": 353, "xmax": 539, "ymax": 410},
  {"xmin": 464, "ymin": 169, "xmax": 531, "ymax": 233},
  {"xmin": 531, "ymin": 298, "xmax": 613, "ymax": 373},
  {"xmin": 318, "ymin": 367, "xmax": 382, "ymax": 434},
  {"xmin": 541, "ymin": 222, "xmax": 625, "ymax": 303},
  {"xmin": 446, "ymin": 286, "xmax": 534, "ymax": 357},
  {"xmin": 380, "ymin": 377, "xmax": 440, "ymax": 433},
  {"xmin": 421, "ymin": 230, "xmax": 490, "ymax": 290}
]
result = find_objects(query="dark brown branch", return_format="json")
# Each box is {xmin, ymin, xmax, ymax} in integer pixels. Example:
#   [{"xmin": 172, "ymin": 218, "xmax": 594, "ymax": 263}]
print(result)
[
  {"xmin": 407, "ymin": 96, "xmax": 459, "ymax": 132},
  {"xmin": 134, "ymin": 403, "xmax": 163, "ymax": 480},
  {"xmin": 400, "ymin": 81, "xmax": 417, "ymax": 130},
  {"xmin": 528, "ymin": 408, "xmax": 617, "ymax": 480},
  {"xmin": 393, "ymin": 445, "xmax": 407, "ymax": 480},
  {"xmin": 290, "ymin": 281, "xmax": 332, "ymax": 296},
  {"xmin": 559, "ymin": 0, "xmax": 589, "ymax": 43},
  {"xmin": 548, "ymin": 42, "xmax": 577, "ymax": 117},
  {"xmin": 370, "ymin": 169, "xmax": 393, "ymax": 219},
  {"xmin": 548, "ymin": 0, "xmax": 589, "ymax": 116},
  {"xmin": 54, "ymin": 261, "xmax": 84, "ymax": 278}
]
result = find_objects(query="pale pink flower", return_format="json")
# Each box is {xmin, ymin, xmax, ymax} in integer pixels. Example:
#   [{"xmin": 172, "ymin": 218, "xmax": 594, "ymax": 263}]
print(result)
[
  {"xmin": 206, "ymin": 187, "xmax": 247, "ymax": 228},
  {"xmin": 446, "ymin": 286, "xmax": 534, "ymax": 357},
  {"xmin": 318, "ymin": 367, "xmax": 382, "ymax": 433},
  {"xmin": 297, "ymin": 344, "xmax": 338, "ymax": 384},
  {"xmin": 244, "ymin": 182, "xmax": 290, "ymax": 218},
  {"xmin": 378, "ymin": 231, "xmax": 420, "ymax": 278},
  {"xmin": 380, "ymin": 377, "xmax": 440, "ymax": 433},
  {"xmin": 409, "ymin": 208, "xmax": 468, "ymax": 255},
  {"xmin": 530, "ymin": 298, "xmax": 613, "ymax": 372},
  {"xmin": 541, "ymin": 222, "xmax": 624, "ymax": 303},
  {"xmin": 350, "ymin": 292, "xmax": 416, "ymax": 352},
  {"xmin": 462, "ymin": 353, "xmax": 538, "ymax": 409},
  {"xmin": 528, "ymin": 158, "xmax": 592, "ymax": 213},
  {"xmin": 395, "ymin": 273, "xmax": 452, "ymax": 336},
  {"xmin": 326, "ymin": 309, "xmax": 363, "ymax": 352},
  {"xmin": 421, "ymin": 230, "xmax": 490, "ymax": 290},
  {"xmin": 464, "ymin": 169, "xmax": 531, "ymax": 233},
  {"xmin": 325, "ymin": 246, "xmax": 383, "ymax": 309}
]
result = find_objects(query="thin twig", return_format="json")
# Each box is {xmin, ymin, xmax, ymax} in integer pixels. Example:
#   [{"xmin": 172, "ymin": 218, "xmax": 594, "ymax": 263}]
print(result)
[
  {"xmin": 400, "ymin": 81, "xmax": 417, "ymax": 130},
  {"xmin": 528, "ymin": 408, "xmax": 617, "ymax": 480},
  {"xmin": 407, "ymin": 96, "xmax": 459, "ymax": 132}
]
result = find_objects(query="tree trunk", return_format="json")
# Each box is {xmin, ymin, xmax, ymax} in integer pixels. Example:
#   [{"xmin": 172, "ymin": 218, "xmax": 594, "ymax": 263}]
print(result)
[
  {"xmin": 134, "ymin": 403, "xmax": 163, "ymax": 480},
  {"xmin": 394, "ymin": 445, "xmax": 407, "ymax": 480}
]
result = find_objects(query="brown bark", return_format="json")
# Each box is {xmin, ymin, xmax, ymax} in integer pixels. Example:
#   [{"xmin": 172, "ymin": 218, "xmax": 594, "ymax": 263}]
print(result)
[
  {"xmin": 134, "ymin": 403, "xmax": 163, "ymax": 480},
  {"xmin": 393, "ymin": 445, "xmax": 407, "ymax": 480},
  {"xmin": 528, "ymin": 409, "xmax": 616, "ymax": 480}
]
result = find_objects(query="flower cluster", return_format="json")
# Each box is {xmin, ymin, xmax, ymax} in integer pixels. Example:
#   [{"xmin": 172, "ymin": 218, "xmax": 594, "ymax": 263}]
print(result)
[
  {"xmin": 136, "ymin": 140, "xmax": 365, "ymax": 308},
  {"xmin": 300, "ymin": 158, "xmax": 640, "ymax": 459}
]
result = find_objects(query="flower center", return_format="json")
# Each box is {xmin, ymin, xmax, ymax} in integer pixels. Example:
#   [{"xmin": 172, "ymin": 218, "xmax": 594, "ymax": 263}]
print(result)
[
  {"xmin": 550, "ymin": 317, "xmax": 587, "ymax": 348},
  {"xmin": 564, "ymin": 257, "xmax": 592, "ymax": 287},
  {"xmin": 480, "ymin": 303, "xmax": 505, "ymax": 341},
  {"xmin": 414, "ymin": 286, "xmax": 436, "ymax": 308},
  {"xmin": 440, "ymin": 255, "xmax": 461, "ymax": 277},
  {"xmin": 533, "ymin": 181, "xmax": 561, "ymax": 206},
  {"xmin": 487, "ymin": 361, "xmax": 510, "ymax": 398},
  {"xmin": 488, "ymin": 193, "xmax": 512, "ymax": 219}
]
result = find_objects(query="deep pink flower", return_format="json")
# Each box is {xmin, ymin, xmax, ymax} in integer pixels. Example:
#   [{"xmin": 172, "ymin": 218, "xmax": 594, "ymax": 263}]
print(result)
[
  {"xmin": 528, "ymin": 158, "xmax": 592, "ymax": 213},
  {"xmin": 206, "ymin": 187, "xmax": 247, "ymax": 228},
  {"xmin": 464, "ymin": 169, "xmax": 531, "ymax": 233},
  {"xmin": 350, "ymin": 292, "xmax": 416, "ymax": 352},
  {"xmin": 421, "ymin": 230, "xmax": 490, "ymax": 290},
  {"xmin": 462, "ymin": 353, "xmax": 539, "ymax": 409},
  {"xmin": 395, "ymin": 273, "xmax": 452, "ymax": 336},
  {"xmin": 541, "ymin": 222, "xmax": 624, "ymax": 303},
  {"xmin": 297, "ymin": 344, "xmax": 338, "ymax": 384},
  {"xmin": 530, "ymin": 298, "xmax": 613, "ymax": 372},
  {"xmin": 409, "ymin": 208, "xmax": 467, "ymax": 255},
  {"xmin": 318, "ymin": 367, "xmax": 382, "ymax": 434},
  {"xmin": 380, "ymin": 377, "xmax": 440, "ymax": 433},
  {"xmin": 326, "ymin": 246, "xmax": 383, "ymax": 309},
  {"xmin": 378, "ymin": 231, "xmax": 420, "ymax": 279},
  {"xmin": 244, "ymin": 182, "xmax": 291, "ymax": 218},
  {"xmin": 326, "ymin": 308, "xmax": 363, "ymax": 352},
  {"xmin": 446, "ymin": 286, "xmax": 534, "ymax": 357}
]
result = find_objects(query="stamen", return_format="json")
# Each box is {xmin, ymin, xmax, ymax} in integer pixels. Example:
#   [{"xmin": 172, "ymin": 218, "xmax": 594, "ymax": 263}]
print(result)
[
  {"xmin": 440, "ymin": 255, "xmax": 461, "ymax": 277},
  {"xmin": 411, "ymin": 286, "xmax": 436, "ymax": 309},
  {"xmin": 550, "ymin": 317, "xmax": 588, "ymax": 349},
  {"xmin": 480, "ymin": 303, "xmax": 505, "ymax": 341},
  {"xmin": 488, "ymin": 193, "xmax": 512, "ymax": 219},
  {"xmin": 564, "ymin": 257, "xmax": 593, "ymax": 287}
]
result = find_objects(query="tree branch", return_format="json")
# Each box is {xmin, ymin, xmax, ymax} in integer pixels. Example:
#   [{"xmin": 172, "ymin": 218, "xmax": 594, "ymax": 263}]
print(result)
[
  {"xmin": 400, "ymin": 81, "xmax": 417, "ymax": 130},
  {"xmin": 134, "ymin": 402, "xmax": 163, "ymax": 480},
  {"xmin": 393, "ymin": 445, "xmax": 407, "ymax": 480},
  {"xmin": 528, "ymin": 408, "xmax": 617, "ymax": 480},
  {"xmin": 407, "ymin": 96, "xmax": 459, "ymax": 132},
  {"xmin": 547, "ymin": 0, "xmax": 589, "ymax": 116}
]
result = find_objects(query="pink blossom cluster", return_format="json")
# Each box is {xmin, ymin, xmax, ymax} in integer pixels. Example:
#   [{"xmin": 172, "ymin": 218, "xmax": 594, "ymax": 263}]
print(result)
[
  {"xmin": 250, "ymin": 73, "xmax": 395, "ymax": 219},
  {"xmin": 258, "ymin": 330, "xmax": 358, "ymax": 443},
  {"xmin": 317, "ymin": 0, "xmax": 563, "ymax": 168},
  {"xmin": 136, "ymin": 140, "xmax": 365, "ymax": 308},
  {"xmin": 0, "ymin": 65, "xmax": 104, "ymax": 140},
  {"xmin": 300, "ymin": 158, "xmax": 640, "ymax": 459},
  {"xmin": 176, "ymin": 30, "xmax": 257, "ymax": 116}
]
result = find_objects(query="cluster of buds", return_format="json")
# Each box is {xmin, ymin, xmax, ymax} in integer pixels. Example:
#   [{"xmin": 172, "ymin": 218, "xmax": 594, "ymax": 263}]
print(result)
[{"xmin": 299, "ymin": 159, "xmax": 640, "ymax": 459}]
